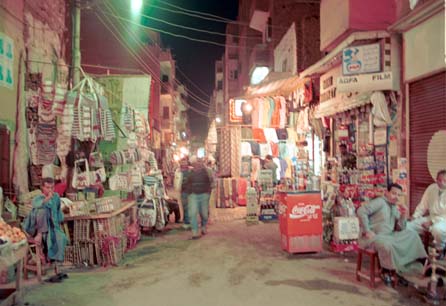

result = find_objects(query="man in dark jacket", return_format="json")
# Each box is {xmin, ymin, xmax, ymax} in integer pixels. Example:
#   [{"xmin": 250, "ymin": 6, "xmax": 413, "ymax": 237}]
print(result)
[{"xmin": 185, "ymin": 156, "xmax": 213, "ymax": 239}]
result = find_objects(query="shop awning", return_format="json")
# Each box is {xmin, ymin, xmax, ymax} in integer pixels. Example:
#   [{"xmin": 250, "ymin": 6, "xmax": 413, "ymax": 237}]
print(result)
[
  {"xmin": 314, "ymin": 91, "xmax": 373, "ymax": 118},
  {"xmin": 245, "ymin": 73, "xmax": 308, "ymax": 98}
]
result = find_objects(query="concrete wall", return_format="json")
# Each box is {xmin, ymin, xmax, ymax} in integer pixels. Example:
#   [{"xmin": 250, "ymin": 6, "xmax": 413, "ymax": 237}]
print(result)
[
  {"xmin": 272, "ymin": 1, "xmax": 321, "ymax": 72},
  {"xmin": 403, "ymin": 11, "xmax": 445, "ymax": 82},
  {"xmin": 0, "ymin": 0, "xmax": 67, "ymax": 193},
  {"xmin": 320, "ymin": 0, "xmax": 396, "ymax": 51}
]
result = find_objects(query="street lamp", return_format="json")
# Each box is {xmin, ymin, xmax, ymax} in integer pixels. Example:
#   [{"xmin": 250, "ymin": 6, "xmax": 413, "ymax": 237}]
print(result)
[
  {"xmin": 250, "ymin": 66, "xmax": 270, "ymax": 85},
  {"xmin": 131, "ymin": 0, "xmax": 143, "ymax": 15}
]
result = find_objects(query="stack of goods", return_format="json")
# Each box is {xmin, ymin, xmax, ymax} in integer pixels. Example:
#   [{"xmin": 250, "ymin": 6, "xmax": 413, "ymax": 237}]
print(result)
[
  {"xmin": 259, "ymin": 189, "xmax": 277, "ymax": 221},
  {"xmin": 0, "ymin": 220, "xmax": 27, "ymax": 268},
  {"xmin": 65, "ymin": 212, "xmax": 129, "ymax": 267},
  {"xmin": 0, "ymin": 221, "xmax": 27, "ymax": 244},
  {"xmin": 246, "ymin": 187, "xmax": 259, "ymax": 224},
  {"xmin": 17, "ymin": 190, "xmax": 42, "ymax": 218}
]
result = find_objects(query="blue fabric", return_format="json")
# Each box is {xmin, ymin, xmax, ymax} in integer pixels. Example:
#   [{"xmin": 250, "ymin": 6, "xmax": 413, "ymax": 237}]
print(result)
[
  {"xmin": 188, "ymin": 193, "xmax": 210, "ymax": 236},
  {"xmin": 24, "ymin": 194, "xmax": 67, "ymax": 262},
  {"xmin": 181, "ymin": 192, "xmax": 190, "ymax": 224}
]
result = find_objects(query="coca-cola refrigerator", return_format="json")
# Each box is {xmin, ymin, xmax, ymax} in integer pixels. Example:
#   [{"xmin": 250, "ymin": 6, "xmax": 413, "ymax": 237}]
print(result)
[{"xmin": 277, "ymin": 191, "xmax": 323, "ymax": 253}]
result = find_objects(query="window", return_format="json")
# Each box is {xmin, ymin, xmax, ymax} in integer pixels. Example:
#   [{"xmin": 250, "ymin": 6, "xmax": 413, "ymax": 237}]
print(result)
[
  {"xmin": 217, "ymin": 80, "xmax": 223, "ymax": 90},
  {"xmin": 162, "ymin": 75, "xmax": 169, "ymax": 83},
  {"xmin": 230, "ymin": 70, "xmax": 238, "ymax": 80},
  {"xmin": 163, "ymin": 106, "xmax": 170, "ymax": 119}
]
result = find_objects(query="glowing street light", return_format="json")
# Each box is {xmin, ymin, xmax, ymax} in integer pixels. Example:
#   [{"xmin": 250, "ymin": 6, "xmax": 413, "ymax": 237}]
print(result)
[
  {"xmin": 215, "ymin": 117, "xmax": 222, "ymax": 123},
  {"xmin": 131, "ymin": 0, "xmax": 143, "ymax": 14}
]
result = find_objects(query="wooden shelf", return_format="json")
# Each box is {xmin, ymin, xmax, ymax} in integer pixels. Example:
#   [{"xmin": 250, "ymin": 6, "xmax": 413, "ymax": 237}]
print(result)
[{"xmin": 64, "ymin": 201, "xmax": 136, "ymax": 221}]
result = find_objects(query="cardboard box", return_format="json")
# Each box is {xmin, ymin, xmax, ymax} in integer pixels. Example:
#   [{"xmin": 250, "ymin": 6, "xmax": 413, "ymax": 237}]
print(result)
[{"xmin": 333, "ymin": 217, "xmax": 360, "ymax": 240}]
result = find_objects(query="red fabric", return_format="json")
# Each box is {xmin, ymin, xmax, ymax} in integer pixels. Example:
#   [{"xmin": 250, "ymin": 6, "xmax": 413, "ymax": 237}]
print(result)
[
  {"xmin": 270, "ymin": 141, "xmax": 279, "ymax": 157},
  {"xmin": 237, "ymin": 178, "xmax": 248, "ymax": 206},
  {"xmin": 252, "ymin": 128, "xmax": 267, "ymax": 143},
  {"xmin": 271, "ymin": 97, "xmax": 281, "ymax": 127},
  {"xmin": 54, "ymin": 182, "xmax": 67, "ymax": 196}
]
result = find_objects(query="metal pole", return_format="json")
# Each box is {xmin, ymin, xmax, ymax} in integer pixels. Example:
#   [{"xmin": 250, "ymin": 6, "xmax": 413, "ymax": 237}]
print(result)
[{"xmin": 72, "ymin": 0, "xmax": 81, "ymax": 86}]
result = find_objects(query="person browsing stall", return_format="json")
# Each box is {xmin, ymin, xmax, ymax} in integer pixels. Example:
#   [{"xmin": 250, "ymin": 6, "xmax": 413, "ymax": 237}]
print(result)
[
  {"xmin": 339, "ymin": 143, "xmax": 356, "ymax": 169},
  {"xmin": 357, "ymin": 183, "xmax": 427, "ymax": 286}
]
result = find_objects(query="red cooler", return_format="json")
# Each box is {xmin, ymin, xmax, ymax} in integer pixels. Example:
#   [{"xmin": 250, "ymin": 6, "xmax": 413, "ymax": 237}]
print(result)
[{"xmin": 277, "ymin": 191, "xmax": 323, "ymax": 253}]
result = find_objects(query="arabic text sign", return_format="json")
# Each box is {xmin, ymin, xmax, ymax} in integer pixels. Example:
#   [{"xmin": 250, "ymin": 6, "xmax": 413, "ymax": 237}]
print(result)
[{"xmin": 342, "ymin": 43, "xmax": 381, "ymax": 75}]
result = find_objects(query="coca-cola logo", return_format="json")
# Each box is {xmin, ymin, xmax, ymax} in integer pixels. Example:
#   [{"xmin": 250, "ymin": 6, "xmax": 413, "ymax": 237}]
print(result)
[{"xmin": 289, "ymin": 203, "xmax": 320, "ymax": 220}]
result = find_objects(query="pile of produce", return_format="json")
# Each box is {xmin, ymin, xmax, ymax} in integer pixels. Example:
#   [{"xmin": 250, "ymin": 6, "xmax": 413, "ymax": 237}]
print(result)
[{"xmin": 0, "ymin": 221, "xmax": 26, "ymax": 243}]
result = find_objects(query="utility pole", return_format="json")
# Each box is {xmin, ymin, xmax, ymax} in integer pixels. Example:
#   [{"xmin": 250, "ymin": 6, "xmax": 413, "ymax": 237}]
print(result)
[{"xmin": 72, "ymin": 0, "xmax": 81, "ymax": 86}]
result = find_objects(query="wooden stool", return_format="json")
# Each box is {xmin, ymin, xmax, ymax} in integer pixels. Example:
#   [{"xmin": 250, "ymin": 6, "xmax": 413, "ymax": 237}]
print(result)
[
  {"xmin": 23, "ymin": 241, "xmax": 45, "ymax": 282},
  {"xmin": 356, "ymin": 248, "xmax": 381, "ymax": 288}
]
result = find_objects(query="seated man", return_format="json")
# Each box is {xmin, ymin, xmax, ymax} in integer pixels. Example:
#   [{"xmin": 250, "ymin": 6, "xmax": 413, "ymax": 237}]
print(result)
[
  {"xmin": 357, "ymin": 183, "xmax": 427, "ymax": 285},
  {"xmin": 24, "ymin": 177, "xmax": 67, "ymax": 264},
  {"xmin": 408, "ymin": 169, "xmax": 446, "ymax": 253}
]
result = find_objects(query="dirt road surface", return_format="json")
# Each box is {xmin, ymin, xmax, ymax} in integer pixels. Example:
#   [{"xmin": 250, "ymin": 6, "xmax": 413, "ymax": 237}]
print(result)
[{"xmin": 21, "ymin": 219, "xmax": 430, "ymax": 306}]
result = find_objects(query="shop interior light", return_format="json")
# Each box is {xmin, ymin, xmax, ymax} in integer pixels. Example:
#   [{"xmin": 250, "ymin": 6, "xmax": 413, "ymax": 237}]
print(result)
[
  {"xmin": 215, "ymin": 117, "xmax": 222, "ymax": 123},
  {"xmin": 242, "ymin": 102, "xmax": 253, "ymax": 114},
  {"xmin": 250, "ymin": 66, "xmax": 270, "ymax": 85},
  {"xmin": 180, "ymin": 146, "xmax": 189, "ymax": 155}
]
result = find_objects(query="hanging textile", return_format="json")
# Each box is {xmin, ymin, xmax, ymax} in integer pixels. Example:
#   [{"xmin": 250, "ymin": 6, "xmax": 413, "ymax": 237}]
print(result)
[{"xmin": 252, "ymin": 128, "xmax": 267, "ymax": 143}]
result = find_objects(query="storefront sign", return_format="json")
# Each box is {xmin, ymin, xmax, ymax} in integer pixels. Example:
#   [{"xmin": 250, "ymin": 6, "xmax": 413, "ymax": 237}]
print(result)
[
  {"xmin": 0, "ymin": 32, "xmax": 14, "ymax": 89},
  {"xmin": 320, "ymin": 66, "xmax": 342, "ymax": 104},
  {"xmin": 342, "ymin": 43, "xmax": 381, "ymax": 75},
  {"xmin": 336, "ymin": 72, "xmax": 395, "ymax": 93},
  {"xmin": 274, "ymin": 23, "xmax": 297, "ymax": 74},
  {"xmin": 228, "ymin": 99, "xmax": 245, "ymax": 123},
  {"xmin": 289, "ymin": 203, "xmax": 320, "ymax": 221}
]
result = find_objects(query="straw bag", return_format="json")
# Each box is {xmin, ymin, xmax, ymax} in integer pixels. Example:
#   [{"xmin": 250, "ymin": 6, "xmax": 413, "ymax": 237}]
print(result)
[
  {"xmin": 72, "ymin": 158, "xmax": 90, "ymax": 190},
  {"xmin": 109, "ymin": 172, "xmax": 130, "ymax": 191}
]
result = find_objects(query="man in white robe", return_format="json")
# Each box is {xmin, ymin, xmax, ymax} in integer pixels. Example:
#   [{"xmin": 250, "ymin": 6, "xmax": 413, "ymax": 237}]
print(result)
[
  {"xmin": 357, "ymin": 183, "xmax": 427, "ymax": 285},
  {"xmin": 408, "ymin": 169, "xmax": 446, "ymax": 252}
]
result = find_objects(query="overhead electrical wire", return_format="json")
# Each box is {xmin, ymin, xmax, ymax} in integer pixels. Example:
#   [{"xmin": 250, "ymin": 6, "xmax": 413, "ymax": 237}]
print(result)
[
  {"xmin": 101, "ymin": 10, "xmax": 230, "ymax": 48},
  {"xmin": 98, "ymin": 2, "xmax": 214, "ymax": 117},
  {"xmin": 158, "ymin": 0, "xmax": 233, "ymax": 22},
  {"xmin": 176, "ymin": 67, "xmax": 210, "ymax": 99},
  {"xmin": 124, "ymin": 7, "xmax": 265, "ymax": 41},
  {"xmin": 148, "ymin": 0, "xmax": 290, "ymax": 31},
  {"xmin": 102, "ymin": 1, "xmax": 212, "ymax": 109}
]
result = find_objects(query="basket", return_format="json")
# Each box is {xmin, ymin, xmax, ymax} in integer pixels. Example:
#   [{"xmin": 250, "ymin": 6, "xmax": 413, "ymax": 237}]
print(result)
[{"xmin": 94, "ymin": 196, "xmax": 120, "ymax": 214}]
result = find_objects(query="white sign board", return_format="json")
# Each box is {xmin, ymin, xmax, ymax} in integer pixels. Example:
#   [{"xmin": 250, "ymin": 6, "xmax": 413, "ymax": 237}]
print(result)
[
  {"xmin": 342, "ymin": 43, "xmax": 381, "ymax": 75},
  {"xmin": 0, "ymin": 32, "xmax": 14, "ymax": 89},
  {"xmin": 336, "ymin": 72, "xmax": 397, "ymax": 93},
  {"xmin": 274, "ymin": 23, "xmax": 297, "ymax": 74}
]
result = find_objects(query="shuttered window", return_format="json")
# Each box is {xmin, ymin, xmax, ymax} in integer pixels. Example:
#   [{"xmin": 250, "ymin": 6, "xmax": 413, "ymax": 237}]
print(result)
[{"xmin": 409, "ymin": 72, "xmax": 446, "ymax": 213}]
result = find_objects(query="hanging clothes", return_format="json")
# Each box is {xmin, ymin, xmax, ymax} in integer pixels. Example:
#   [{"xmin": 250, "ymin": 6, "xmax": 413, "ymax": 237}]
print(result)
[
  {"xmin": 252, "ymin": 128, "xmax": 267, "ymax": 143},
  {"xmin": 271, "ymin": 97, "xmax": 281, "ymax": 127},
  {"xmin": 279, "ymin": 96, "xmax": 287, "ymax": 128}
]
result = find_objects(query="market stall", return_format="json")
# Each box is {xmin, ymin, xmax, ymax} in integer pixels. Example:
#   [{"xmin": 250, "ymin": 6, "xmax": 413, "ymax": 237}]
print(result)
[
  {"xmin": 0, "ymin": 219, "xmax": 27, "ymax": 306},
  {"xmin": 313, "ymin": 42, "xmax": 403, "ymax": 252},
  {"xmin": 63, "ymin": 198, "xmax": 137, "ymax": 267},
  {"xmin": 217, "ymin": 76, "xmax": 324, "ymax": 223}
]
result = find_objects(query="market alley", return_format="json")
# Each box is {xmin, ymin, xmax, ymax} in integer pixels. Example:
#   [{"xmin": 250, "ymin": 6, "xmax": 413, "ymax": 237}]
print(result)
[{"xmin": 21, "ymin": 219, "xmax": 428, "ymax": 306}]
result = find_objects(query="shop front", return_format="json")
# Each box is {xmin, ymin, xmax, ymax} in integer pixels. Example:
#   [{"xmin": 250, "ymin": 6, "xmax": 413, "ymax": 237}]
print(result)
[
  {"xmin": 389, "ymin": 2, "xmax": 446, "ymax": 212},
  {"xmin": 308, "ymin": 37, "xmax": 403, "ymax": 251},
  {"xmin": 217, "ymin": 75, "xmax": 324, "ymax": 225}
]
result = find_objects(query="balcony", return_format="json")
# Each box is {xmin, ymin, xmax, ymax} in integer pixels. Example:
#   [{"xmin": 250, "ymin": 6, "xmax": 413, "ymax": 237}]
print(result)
[{"xmin": 320, "ymin": 0, "xmax": 397, "ymax": 51}]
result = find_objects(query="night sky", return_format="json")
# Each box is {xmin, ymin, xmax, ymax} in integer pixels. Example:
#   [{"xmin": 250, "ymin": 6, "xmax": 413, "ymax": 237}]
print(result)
[{"xmin": 142, "ymin": 0, "xmax": 239, "ymax": 141}]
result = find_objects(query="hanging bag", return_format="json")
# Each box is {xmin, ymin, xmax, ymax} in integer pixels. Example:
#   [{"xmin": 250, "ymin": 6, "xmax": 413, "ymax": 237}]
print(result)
[{"xmin": 72, "ymin": 158, "xmax": 90, "ymax": 190}]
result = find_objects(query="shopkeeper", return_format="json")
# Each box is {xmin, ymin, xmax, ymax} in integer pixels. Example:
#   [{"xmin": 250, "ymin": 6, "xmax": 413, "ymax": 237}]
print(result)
[
  {"xmin": 23, "ymin": 177, "xmax": 67, "ymax": 262},
  {"xmin": 339, "ymin": 144, "xmax": 356, "ymax": 169}
]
